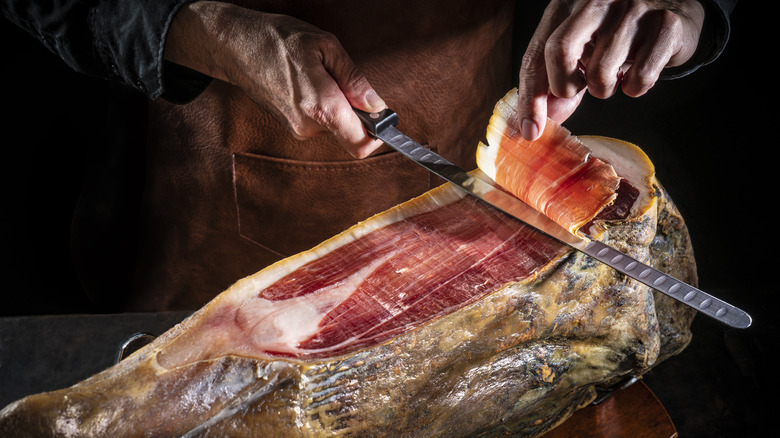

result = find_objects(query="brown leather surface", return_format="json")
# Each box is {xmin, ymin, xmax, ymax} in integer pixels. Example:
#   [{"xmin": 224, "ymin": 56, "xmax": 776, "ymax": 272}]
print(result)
[
  {"xmin": 233, "ymin": 149, "xmax": 434, "ymax": 257},
  {"xmin": 127, "ymin": 1, "xmax": 515, "ymax": 311},
  {"xmin": 542, "ymin": 381, "xmax": 678, "ymax": 438}
]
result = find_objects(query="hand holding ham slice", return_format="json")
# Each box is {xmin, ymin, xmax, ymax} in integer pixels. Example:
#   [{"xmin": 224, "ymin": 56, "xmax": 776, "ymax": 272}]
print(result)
[
  {"xmin": 478, "ymin": 88, "xmax": 656, "ymax": 237},
  {"xmin": 516, "ymin": 0, "xmax": 706, "ymax": 140}
]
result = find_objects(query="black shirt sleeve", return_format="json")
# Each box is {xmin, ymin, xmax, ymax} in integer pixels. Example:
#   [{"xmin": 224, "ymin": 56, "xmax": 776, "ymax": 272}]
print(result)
[
  {"xmin": 661, "ymin": 0, "xmax": 738, "ymax": 79},
  {"xmin": 1, "ymin": 0, "xmax": 210, "ymax": 102}
]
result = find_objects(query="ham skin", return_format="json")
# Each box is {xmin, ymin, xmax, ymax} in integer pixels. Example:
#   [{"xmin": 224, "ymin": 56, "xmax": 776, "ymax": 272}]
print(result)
[{"xmin": 0, "ymin": 90, "xmax": 696, "ymax": 437}]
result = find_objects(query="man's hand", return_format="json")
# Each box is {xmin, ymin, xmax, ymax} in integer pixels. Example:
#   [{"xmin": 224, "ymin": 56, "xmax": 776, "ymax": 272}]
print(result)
[
  {"xmin": 517, "ymin": 0, "xmax": 706, "ymax": 140},
  {"xmin": 164, "ymin": 1, "xmax": 385, "ymax": 158}
]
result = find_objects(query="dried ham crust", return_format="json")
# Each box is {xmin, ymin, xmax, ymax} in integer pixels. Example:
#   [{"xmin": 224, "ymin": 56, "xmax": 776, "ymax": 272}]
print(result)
[{"xmin": 0, "ymin": 90, "xmax": 695, "ymax": 438}]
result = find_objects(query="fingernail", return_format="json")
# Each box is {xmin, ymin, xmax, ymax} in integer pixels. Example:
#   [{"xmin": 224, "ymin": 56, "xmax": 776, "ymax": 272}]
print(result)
[
  {"xmin": 366, "ymin": 90, "xmax": 385, "ymax": 110},
  {"xmin": 522, "ymin": 119, "xmax": 539, "ymax": 141}
]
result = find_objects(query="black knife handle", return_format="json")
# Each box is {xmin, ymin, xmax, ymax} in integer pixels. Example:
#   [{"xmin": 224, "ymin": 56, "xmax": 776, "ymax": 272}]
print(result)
[{"xmin": 354, "ymin": 107, "xmax": 399, "ymax": 137}]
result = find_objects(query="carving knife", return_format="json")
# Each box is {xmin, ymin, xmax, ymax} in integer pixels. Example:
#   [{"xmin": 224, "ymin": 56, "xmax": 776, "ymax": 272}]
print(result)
[{"xmin": 355, "ymin": 108, "xmax": 752, "ymax": 329}]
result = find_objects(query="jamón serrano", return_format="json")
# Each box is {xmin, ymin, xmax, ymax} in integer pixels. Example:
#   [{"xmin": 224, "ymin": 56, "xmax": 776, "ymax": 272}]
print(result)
[{"xmin": 0, "ymin": 90, "xmax": 696, "ymax": 437}]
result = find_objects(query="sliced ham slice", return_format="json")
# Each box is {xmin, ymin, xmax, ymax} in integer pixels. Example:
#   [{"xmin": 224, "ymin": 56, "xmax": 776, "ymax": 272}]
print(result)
[{"xmin": 478, "ymin": 89, "xmax": 623, "ymax": 234}]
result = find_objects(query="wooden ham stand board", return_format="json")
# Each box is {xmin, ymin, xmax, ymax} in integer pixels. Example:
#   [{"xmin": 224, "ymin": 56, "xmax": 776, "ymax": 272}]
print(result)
[{"xmin": 542, "ymin": 380, "xmax": 677, "ymax": 438}]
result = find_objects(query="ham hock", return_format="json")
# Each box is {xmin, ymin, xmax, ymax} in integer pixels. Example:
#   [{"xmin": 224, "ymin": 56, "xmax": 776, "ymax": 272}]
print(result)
[{"xmin": 0, "ymin": 89, "xmax": 697, "ymax": 437}]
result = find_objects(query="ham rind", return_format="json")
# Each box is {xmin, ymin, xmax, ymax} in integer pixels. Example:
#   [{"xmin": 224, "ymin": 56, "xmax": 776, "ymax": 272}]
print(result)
[
  {"xmin": 0, "ymin": 98, "xmax": 694, "ymax": 438},
  {"xmin": 477, "ymin": 88, "xmax": 622, "ymax": 234}
]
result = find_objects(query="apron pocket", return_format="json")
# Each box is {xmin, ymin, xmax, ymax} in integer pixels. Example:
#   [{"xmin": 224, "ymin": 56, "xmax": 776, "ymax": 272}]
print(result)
[{"xmin": 233, "ymin": 150, "xmax": 434, "ymax": 257}]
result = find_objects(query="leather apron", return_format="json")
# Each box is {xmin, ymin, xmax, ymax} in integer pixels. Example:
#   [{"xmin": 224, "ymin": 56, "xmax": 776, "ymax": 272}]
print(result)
[{"xmin": 127, "ymin": 0, "xmax": 516, "ymax": 310}]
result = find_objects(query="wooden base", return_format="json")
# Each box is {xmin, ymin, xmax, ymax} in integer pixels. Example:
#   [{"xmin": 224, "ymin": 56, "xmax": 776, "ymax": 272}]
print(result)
[{"xmin": 542, "ymin": 381, "xmax": 677, "ymax": 438}]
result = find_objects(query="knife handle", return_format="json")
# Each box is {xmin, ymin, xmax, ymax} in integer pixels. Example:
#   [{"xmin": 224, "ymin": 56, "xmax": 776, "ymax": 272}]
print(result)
[{"xmin": 354, "ymin": 107, "xmax": 399, "ymax": 137}]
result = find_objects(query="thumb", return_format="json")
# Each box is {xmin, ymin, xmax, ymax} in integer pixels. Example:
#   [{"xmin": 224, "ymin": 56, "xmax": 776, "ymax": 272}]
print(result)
[
  {"xmin": 339, "ymin": 68, "xmax": 386, "ymax": 113},
  {"xmin": 322, "ymin": 45, "xmax": 386, "ymax": 112},
  {"xmin": 545, "ymin": 89, "xmax": 586, "ymax": 125}
]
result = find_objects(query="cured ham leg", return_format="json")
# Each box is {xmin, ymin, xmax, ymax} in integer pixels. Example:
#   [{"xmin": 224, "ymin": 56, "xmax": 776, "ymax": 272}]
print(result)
[
  {"xmin": 151, "ymin": 188, "xmax": 570, "ymax": 371},
  {"xmin": 0, "ymin": 90, "xmax": 697, "ymax": 437}
]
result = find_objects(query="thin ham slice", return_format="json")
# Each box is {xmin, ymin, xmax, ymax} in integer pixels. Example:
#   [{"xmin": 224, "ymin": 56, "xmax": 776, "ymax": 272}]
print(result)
[{"xmin": 477, "ymin": 89, "xmax": 622, "ymax": 234}]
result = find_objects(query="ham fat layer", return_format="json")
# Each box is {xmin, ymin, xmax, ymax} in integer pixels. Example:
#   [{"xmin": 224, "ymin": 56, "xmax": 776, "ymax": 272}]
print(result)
[
  {"xmin": 477, "ymin": 89, "xmax": 622, "ymax": 234},
  {"xmin": 158, "ymin": 187, "xmax": 570, "ymax": 366}
]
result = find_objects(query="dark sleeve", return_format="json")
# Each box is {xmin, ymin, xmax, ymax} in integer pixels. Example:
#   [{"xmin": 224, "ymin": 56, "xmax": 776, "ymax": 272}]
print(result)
[
  {"xmin": 1, "ymin": 0, "xmax": 211, "ymax": 103},
  {"xmin": 661, "ymin": 0, "xmax": 738, "ymax": 79}
]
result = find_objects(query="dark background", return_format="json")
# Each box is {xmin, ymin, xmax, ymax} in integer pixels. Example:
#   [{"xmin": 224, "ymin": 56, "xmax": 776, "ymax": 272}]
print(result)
[
  {"xmin": 563, "ymin": 5, "xmax": 776, "ymax": 435},
  {"xmin": 1, "ymin": 2, "xmax": 775, "ymax": 436}
]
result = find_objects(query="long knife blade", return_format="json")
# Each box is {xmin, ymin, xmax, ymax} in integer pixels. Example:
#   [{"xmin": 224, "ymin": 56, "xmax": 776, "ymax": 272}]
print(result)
[{"xmin": 355, "ymin": 108, "xmax": 752, "ymax": 329}]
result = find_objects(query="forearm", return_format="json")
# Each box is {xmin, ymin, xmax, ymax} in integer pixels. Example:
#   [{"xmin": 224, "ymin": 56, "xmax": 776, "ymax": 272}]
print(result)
[{"xmin": 164, "ymin": 1, "xmax": 232, "ymax": 83}]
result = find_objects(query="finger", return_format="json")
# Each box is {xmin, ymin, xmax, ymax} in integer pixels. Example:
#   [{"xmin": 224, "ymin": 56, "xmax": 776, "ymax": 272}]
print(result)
[
  {"xmin": 299, "ymin": 69, "xmax": 383, "ymax": 158},
  {"xmin": 518, "ymin": 0, "xmax": 573, "ymax": 141},
  {"xmin": 517, "ymin": 39, "xmax": 549, "ymax": 141},
  {"xmin": 621, "ymin": 41, "xmax": 668, "ymax": 98},
  {"xmin": 544, "ymin": 1, "xmax": 607, "ymax": 99},
  {"xmin": 546, "ymin": 89, "xmax": 586, "ymax": 125},
  {"xmin": 326, "ymin": 103, "xmax": 385, "ymax": 158},
  {"xmin": 349, "ymin": 137, "xmax": 386, "ymax": 159},
  {"xmin": 319, "ymin": 85, "xmax": 385, "ymax": 158},
  {"xmin": 320, "ymin": 36, "xmax": 386, "ymax": 113},
  {"xmin": 296, "ymin": 95, "xmax": 383, "ymax": 158},
  {"xmin": 583, "ymin": 1, "xmax": 637, "ymax": 99},
  {"xmin": 315, "ymin": 36, "xmax": 386, "ymax": 156},
  {"xmin": 621, "ymin": 10, "xmax": 681, "ymax": 97}
]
